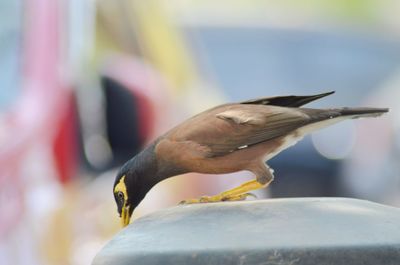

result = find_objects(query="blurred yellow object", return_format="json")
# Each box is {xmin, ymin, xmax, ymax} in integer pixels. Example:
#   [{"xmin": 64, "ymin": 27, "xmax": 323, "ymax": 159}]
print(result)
[
  {"xmin": 41, "ymin": 178, "xmax": 120, "ymax": 265},
  {"xmin": 96, "ymin": 0, "xmax": 199, "ymax": 93},
  {"xmin": 129, "ymin": 0, "xmax": 198, "ymax": 92}
]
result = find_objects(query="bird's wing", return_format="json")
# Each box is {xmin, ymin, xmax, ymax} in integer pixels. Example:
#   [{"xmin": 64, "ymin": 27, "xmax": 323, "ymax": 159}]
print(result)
[
  {"xmin": 240, "ymin": 91, "xmax": 334, "ymax": 107},
  {"xmin": 166, "ymin": 104, "xmax": 311, "ymax": 158}
]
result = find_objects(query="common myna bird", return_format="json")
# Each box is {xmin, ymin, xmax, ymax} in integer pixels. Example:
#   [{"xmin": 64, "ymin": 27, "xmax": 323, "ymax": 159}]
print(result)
[{"xmin": 113, "ymin": 91, "xmax": 388, "ymax": 226}]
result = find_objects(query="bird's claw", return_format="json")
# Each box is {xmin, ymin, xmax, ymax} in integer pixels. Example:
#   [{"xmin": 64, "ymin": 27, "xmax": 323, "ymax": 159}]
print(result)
[
  {"xmin": 179, "ymin": 192, "xmax": 256, "ymax": 205},
  {"xmin": 222, "ymin": 192, "xmax": 257, "ymax": 201},
  {"xmin": 179, "ymin": 198, "xmax": 199, "ymax": 205},
  {"xmin": 178, "ymin": 196, "xmax": 219, "ymax": 204}
]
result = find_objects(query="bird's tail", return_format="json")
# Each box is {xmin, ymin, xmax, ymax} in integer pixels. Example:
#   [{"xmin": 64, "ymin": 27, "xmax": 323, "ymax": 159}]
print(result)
[
  {"xmin": 304, "ymin": 107, "xmax": 389, "ymax": 121},
  {"xmin": 336, "ymin": 107, "xmax": 389, "ymax": 119},
  {"xmin": 298, "ymin": 107, "xmax": 388, "ymax": 135}
]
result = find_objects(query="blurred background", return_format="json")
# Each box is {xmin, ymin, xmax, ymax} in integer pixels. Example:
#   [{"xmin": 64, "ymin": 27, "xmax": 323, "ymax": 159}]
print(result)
[{"xmin": 1, "ymin": 0, "xmax": 400, "ymax": 264}]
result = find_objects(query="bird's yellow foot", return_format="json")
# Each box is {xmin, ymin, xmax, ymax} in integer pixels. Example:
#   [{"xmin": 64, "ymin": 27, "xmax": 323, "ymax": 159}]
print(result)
[
  {"xmin": 222, "ymin": 192, "xmax": 257, "ymax": 201},
  {"xmin": 180, "ymin": 179, "xmax": 266, "ymax": 204},
  {"xmin": 179, "ymin": 193, "xmax": 256, "ymax": 205}
]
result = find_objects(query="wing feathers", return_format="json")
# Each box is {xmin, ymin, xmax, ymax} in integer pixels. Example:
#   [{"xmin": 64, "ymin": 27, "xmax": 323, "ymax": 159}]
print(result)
[
  {"xmin": 216, "ymin": 110, "xmax": 268, "ymax": 125},
  {"xmin": 165, "ymin": 94, "xmax": 388, "ymax": 159},
  {"xmin": 207, "ymin": 106, "xmax": 310, "ymax": 156}
]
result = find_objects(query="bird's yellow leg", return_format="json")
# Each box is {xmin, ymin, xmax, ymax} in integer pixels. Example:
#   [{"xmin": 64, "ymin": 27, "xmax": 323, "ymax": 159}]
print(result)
[{"xmin": 180, "ymin": 180, "xmax": 266, "ymax": 204}]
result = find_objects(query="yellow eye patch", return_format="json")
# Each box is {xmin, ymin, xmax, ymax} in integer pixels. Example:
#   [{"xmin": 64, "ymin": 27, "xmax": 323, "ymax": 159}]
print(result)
[{"xmin": 114, "ymin": 175, "xmax": 128, "ymax": 202}]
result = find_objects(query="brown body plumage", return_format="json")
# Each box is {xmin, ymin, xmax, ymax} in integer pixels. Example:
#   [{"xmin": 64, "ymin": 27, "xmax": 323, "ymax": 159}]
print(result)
[{"xmin": 113, "ymin": 91, "xmax": 388, "ymax": 226}]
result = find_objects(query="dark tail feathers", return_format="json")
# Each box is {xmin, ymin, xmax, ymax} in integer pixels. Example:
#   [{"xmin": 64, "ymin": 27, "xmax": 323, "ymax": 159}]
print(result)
[
  {"xmin": 241, "ymin": 91, "xmax": 335, "ymax": 107},
  {"xmin": 338, "ymin": 107, "xmax": 389, "ymax": 118},
  {"xmin": 302, "ymin": 107, "xmax": 388, "ymax": 123}
]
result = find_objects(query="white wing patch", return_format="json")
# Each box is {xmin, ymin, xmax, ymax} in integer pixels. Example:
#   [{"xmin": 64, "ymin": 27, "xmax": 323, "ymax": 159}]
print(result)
[{"xmin": 216, "ymin": 110, "xmax": 265, "ymax": 125}]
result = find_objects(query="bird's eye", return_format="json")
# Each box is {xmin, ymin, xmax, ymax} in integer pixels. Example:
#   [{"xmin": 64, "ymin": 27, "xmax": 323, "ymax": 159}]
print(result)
[{"xmin": 117, "ymin": 191, "xmax": 124, "ymax": 200}]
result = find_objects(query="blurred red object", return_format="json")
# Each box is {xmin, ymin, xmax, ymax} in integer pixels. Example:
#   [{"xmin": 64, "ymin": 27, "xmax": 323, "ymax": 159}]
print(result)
[{"xmin": 97, "ymin": 55, "xmax": 173, "ymax": 168}]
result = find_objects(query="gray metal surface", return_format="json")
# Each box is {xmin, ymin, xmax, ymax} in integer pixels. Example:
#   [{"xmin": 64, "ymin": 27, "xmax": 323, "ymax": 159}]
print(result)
[{"xmin": 93, "ymin": 198, "xmax": 400, "ymax": 265}]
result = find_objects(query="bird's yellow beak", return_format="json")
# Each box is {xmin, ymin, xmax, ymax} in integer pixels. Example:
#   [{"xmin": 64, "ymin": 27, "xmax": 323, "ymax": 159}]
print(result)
[{"xmin": 121, "ymin": 205, "xmax": 131, "ymax": 227}]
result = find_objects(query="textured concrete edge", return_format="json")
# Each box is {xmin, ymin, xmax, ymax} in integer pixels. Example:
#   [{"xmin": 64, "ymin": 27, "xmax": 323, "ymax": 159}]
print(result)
[
  {"xmin": 93, "ymin": 245, "xmax": 400, "ymax": 265},
  {"xmin": 92, "ymin": 198, "xmax": 400, "ymax": 265}
]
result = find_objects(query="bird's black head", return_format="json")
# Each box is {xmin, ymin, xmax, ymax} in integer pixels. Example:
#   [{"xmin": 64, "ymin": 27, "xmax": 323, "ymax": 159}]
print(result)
[
  {"xmin": 113, "ymin": 142, "xmax": 185, "ymax": 227},
  {"xmin": 113, "ymin": 146, "xmax": 161, "ymax": 227},
  {"xmin": 113, "ymin": 159, "xmax": 146, "ymax": 227}
]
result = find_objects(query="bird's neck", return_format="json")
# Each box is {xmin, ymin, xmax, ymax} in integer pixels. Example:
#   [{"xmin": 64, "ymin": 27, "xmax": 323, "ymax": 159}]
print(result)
[
  {"xmin": 129, "ymin": 143, "xmax": 159, "ymax": 191},
  {"xmin": 129, "ymin": 140, "xmax": 186, "ymax": 193}
]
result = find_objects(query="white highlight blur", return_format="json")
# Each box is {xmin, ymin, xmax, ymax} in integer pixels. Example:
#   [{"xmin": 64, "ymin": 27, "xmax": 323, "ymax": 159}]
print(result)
[{"xmin": 311, "ymin": 120, "xmax": 356, "ymax": 160}]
